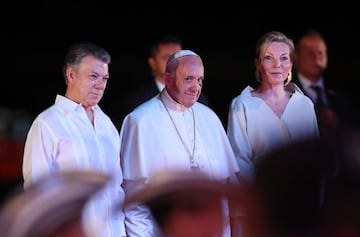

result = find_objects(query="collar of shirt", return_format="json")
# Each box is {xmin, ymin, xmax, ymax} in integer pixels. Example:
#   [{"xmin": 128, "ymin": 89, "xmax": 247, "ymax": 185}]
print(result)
[
  {"xmin": 297, "ymin": 73, "xmax": 326, "ymax": 103},
  {"xmin": 55, "ymin": 94, "xmax": 99, "ymax": 114},
  {"xmin": 155, "ymin": 78, "xmax": 165, "ymax": 92},
  {"xmin": 297, "ymin": 73, "xmax": 325, "ymax": 91}
]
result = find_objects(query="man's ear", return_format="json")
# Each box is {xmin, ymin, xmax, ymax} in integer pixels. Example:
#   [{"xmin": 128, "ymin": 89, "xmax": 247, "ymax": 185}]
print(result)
[
  {"xmin": 66, "ymin": 67, "xmax": 75, "ymax": 84},
  {"xmin": 148, "ymin": 57, "xmax": 155, "ymax": 70}
]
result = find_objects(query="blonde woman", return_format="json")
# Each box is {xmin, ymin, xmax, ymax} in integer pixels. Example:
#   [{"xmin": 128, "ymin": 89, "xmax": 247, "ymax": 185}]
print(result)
[{"xmin": 227, "ymin": 31, "xmax": 319, "ymax": 183}]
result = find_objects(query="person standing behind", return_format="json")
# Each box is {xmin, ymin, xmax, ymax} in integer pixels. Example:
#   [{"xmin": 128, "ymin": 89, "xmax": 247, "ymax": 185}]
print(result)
[
  {"xmin": 227, "ymin": 31, "xmax": 319, "ymax": 183},
  {"xmin": 293, "ymin": 29, "xmax": 353, "ymax": 138},
  {"xmin": 117, "ymin": 35, "xmax": 208, "ymax": 126},
  {"xmin": 22, "ymin": 42, "xmax": 127, "ymax": 237},
  {"xmin": 119, "ymin": 49, "xmax": 240, "ymax": 237}
]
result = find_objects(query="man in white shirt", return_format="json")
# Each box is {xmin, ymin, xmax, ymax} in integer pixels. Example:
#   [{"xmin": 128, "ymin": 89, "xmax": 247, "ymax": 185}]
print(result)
[{"xmin": 22, "ymin": 42, "xmax": 126, "ymax": 237}]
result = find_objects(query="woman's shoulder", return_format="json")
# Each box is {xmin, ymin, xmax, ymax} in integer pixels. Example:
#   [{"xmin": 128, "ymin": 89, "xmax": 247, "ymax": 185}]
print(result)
[
  {"xmin": 232, "ymin": 86, "xmax": 256, "ymax": 101},
  {"xmin": 229, "ymin": 86, "xmax": 261, "ymax": 112},
  {"xmin": 286, "ymin": 82, "xmax": 305, "ymax": 95},
  {"xmin": 287, "ymin": 83, "xmax": 315, "ymax": 106}
]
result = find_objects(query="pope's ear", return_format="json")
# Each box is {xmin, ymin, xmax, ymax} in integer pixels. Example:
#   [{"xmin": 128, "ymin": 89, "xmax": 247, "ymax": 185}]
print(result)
[{"xmin": 164, "ymin": 71, "xmax": 171, "ymax": 84}]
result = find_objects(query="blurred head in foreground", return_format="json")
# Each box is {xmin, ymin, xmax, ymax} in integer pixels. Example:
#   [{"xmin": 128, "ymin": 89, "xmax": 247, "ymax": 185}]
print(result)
[
  {"xmin": 0, "ymin": 171, "xmax": 109, "ymax": 237},
  {"xmin": 253, "ymin": 127, "xmax": 360, "ymax": 237},
  {"xmin": 124, "ymin": 170, "xmax": 245, "ymax": 237}
]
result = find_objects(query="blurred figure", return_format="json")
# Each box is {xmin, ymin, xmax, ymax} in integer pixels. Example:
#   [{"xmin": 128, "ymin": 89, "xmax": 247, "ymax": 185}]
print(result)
[
  {"xmin": 253, "ymin": 125, "xmax": 360, "ymax": 237},
  {"xmin": 293, "ymin": 29, "xmax": 354, "ymax": 138},
  {"xmin": 253, "ymin": 138, "xmax": 336, "ymax": 237},
  {"xmin": 319, "ymin": 175, "xmax": 360, "ymax": 237},
  {"xmin": 119, "ymin": 50, "xmax": 240, "ymax": 236},
  {"xmin": 124, "ymin": 170, "xmax": 248, "ymax": 237},
  {"xmin": 117, "ymin": 35, "xmax": 208, "ymax": 127},
  {"xmin": 318, "ymin": 126, "xmax": 360, "ymax": 237},
  {"xmin": 319, "ymin": 177, "xmax": 360, "ymax": 237},
  {"xmin": 227, "ymin": 31, "xmax": 319, "ymax": 183},
  {"xmin": 0, "ymin": 171, "xmax": 109, "ymax": 237},
  {"xmin": 22, "ymin": 42, "xmax": 126, "ymax": 237}
]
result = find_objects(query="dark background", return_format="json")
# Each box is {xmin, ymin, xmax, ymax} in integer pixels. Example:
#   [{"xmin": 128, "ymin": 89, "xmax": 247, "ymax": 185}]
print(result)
[
  {"xmin": 1, "ymin": 3, "xmax": 360, "ymax": 205},
  {"xmin": 9, "ymin": 5, "xmax": 359, "ymax": 128},
  {"xmin": 2, "ymin": 3, "xmax": 359, "ymax": 219}
]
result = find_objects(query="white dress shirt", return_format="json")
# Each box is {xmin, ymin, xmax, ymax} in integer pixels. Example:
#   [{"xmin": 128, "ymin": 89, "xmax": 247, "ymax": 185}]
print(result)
[{"xmin": 22, "ymin": 94, "xmax": 126, "ymax": 237}]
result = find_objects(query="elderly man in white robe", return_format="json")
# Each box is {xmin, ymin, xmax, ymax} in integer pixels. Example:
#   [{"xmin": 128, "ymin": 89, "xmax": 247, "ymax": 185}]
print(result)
[{"xmin": 119, "ymin": 50, "xmax": 241, "ymax": 237}]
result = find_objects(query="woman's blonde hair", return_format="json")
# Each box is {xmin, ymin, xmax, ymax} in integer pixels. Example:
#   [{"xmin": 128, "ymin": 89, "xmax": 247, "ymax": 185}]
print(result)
[{"xmin": 255, "ymin": 31, "xmax": 294, "ymax": 85}]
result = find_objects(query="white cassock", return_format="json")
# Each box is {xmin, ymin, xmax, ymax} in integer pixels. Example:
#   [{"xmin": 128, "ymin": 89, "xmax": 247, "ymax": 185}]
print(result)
[
  {"xmin": 227, "ymin": 84, "xmax": 320, "ymax": 182},
  {"xmin": 120, "ymin": 89, "xmax": 240, "ymax": 237}
]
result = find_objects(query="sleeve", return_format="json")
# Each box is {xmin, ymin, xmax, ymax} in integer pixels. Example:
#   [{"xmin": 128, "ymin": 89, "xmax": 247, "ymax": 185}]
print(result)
[
  {"xmin": 122, "ymin": 179, "xmax": 154, "ymax": 237},
  {"xmin": 119, "ymin": 114, "xmax": 144, "ymax": 180},
  {"xmin": 22, "ymin": 117, "xmax": 55, "ymax": 189},
  {"xmin": 226, "ymin": 99, "xmax": 255, "ymax": 183}
]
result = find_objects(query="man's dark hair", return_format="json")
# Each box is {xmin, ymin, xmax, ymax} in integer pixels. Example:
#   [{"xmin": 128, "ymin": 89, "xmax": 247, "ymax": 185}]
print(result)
[{"xmin": 149, "ymin": 35, "xmax": 182, "ymax": 58}]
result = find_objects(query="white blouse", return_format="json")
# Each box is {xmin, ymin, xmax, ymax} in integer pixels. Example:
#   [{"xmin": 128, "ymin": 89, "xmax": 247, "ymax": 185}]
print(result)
[{"xmin": 227, "ymin": 84, "xmax": 319, "ymax": 181}]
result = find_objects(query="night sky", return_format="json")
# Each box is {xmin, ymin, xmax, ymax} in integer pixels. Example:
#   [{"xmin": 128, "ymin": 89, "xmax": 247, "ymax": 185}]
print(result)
[
  {"xmin": 10, "ymin": 5, "xmax": 360, "ymax": 127},
  {"xmin": 2, "ymin": 3, "xmax": 360, "ymax": 200}
]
